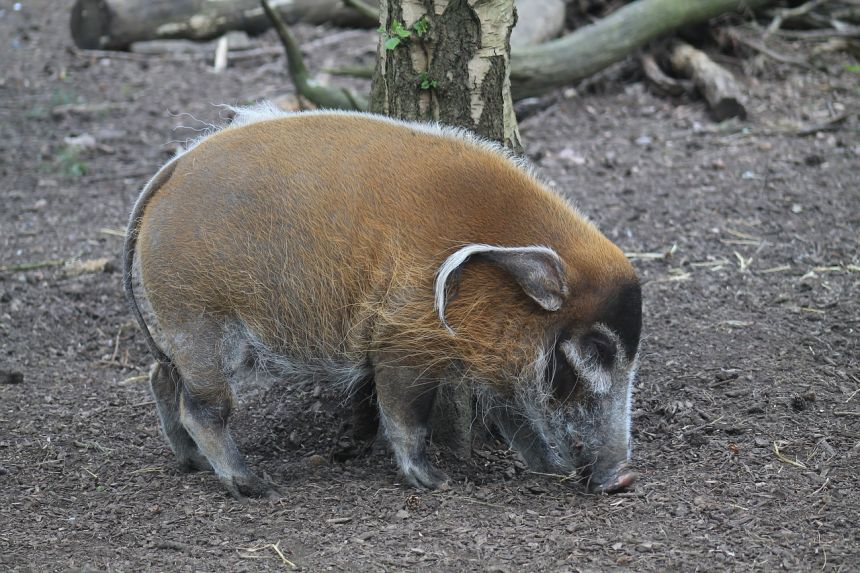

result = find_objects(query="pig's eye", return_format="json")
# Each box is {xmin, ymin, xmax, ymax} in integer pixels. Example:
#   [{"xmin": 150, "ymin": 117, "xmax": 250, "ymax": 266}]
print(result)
[{"xmin": 582, "ymin": 331, "xmax": 616, "ymax": 369}]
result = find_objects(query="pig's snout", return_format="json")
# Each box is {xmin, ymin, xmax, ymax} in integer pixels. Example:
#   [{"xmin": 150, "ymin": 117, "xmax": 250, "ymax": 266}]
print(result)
[{"xmin": 586, "ymin": 464, "xmax": 636, "ymax": 494}]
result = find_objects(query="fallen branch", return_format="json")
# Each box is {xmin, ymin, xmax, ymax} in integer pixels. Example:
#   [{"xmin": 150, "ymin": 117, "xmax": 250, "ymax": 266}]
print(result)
[
  {"xmin": 765, "ymin": 0, "xmax": 825, "ymax": 36},
  {"xmin": 670, "ymin": 41, "xmax": 747, "ymax": 121},
  {"xmin": 260, "ymin": 0, "xmax": 367, "ymax": 111},
  {"xmin": 727, "ymin": 28, "xmax": 811, "ymax": 68},
  {"xmin": 772, "ymin": 26, "xmax": 860, "ymax": 39},
  {"xmin": 641, "ymin": 53, "xmax": 691, "ymax": 95},
  {"xmin": 70, "ymin": 0, "xmax": 377, "ymax": 50},
  {"xmin": 511, "ymin": 0, "xmax": 776, "ymax": 99}
]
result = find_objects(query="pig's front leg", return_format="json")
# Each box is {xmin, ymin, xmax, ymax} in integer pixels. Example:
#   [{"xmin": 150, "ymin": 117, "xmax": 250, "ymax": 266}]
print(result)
[{"xmin": 372, "ymin": 354, "xmax": 449, "ymax": 489}]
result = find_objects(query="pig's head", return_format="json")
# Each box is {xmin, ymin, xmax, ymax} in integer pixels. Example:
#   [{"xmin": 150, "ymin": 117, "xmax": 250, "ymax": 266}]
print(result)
[{"xmin": 435, "ymin": 244, "xmax": 641, "ymax": 493}]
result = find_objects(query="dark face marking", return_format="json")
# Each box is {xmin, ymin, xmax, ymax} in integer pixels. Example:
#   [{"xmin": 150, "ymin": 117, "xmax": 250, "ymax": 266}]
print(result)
[
  {"xmin": 547, "ymin": 332, "xmax": 582, "ymax": 403},
  {"xmin": 597, "ymin": 281, "xmax": 642, "ymax": 361}
]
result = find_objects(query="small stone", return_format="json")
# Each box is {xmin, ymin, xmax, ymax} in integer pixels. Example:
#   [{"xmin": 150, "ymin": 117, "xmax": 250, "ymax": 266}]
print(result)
[
  {"xmin": 791, "ymin": 203, "xmax": 803, "ymax": 214},
  {"xmin": 557, "ymin": 148, "xmax": 587, "ymax": 165},
  {"xmin": 307, "ymin": 454, "xmax": 326, "ymax": 467},
  {"xmin": 634, "ymin": 135, "xmax": 652, "ymax": 147},
  {"xmin": 64, "ymin": 133, "xmax": 97, "ymax": 150},
  {"xmin": 395, "ymin": 509, "xmax": 410, "ymax": 519}
]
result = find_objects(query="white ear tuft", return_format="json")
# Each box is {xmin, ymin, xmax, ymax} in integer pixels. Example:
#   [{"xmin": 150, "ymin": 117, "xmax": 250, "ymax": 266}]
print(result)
[{"xmin": 433, "ymin": 244, "xmax": 568, "ymax": 333}]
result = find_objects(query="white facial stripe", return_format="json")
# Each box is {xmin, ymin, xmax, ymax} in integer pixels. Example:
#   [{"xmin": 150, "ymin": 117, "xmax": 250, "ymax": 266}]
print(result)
[
  {"xmin": 561, "ymin": 340, "xmax": 613, "ymax": 395},
  {"xmin": 624, "ymin": 357, "xmax": 638, "ymax": 460},
  {"xmin": 559, "ymin": 326, "xmax": 630, "ymax": 396},
  {"xmin": 433, "ymin": 244, "xmax": 560, "ymax": 332}
]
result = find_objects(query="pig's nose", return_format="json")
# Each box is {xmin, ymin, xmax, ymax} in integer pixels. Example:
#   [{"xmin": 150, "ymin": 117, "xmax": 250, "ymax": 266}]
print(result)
[{"xmin": 588, "ymin": 465, "xmax": 636, "ymax": 494}]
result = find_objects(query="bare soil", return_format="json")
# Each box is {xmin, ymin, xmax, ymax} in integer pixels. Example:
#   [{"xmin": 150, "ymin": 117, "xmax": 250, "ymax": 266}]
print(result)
[{"xmin": 1, "ymin": 1, "xmax": 859, "ymax": 571}]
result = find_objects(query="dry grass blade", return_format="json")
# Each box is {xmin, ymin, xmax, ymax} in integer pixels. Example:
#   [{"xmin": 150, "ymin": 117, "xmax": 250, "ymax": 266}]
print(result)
[
  {"xmin": 760, "ymin": 265, "xmax": 792, "ymax": 273},
  {"xmin": 0, "ymin": 259, "xmax": 65, "ymax": 273},
  {"xmin": 813, "ymin": 265, "xmax": 845, "ymax": 272},
  {"xmin": 800, "ymin": 307, "xmax": 825, "ymax": 314},
  {"xmin": 720, "ymin": 320, "xmax": 754, "ymax": 328},
  {"xmin": 773, "ymin": 442, "xmax": 806, "ymax": 469},
  {"xmin": 238, "ymin": 542, "xmax": 297, "ymax": 569},
  {"xmin": 527, "ymin": 469, "xmax": 579, "ymax": 483},
  {"xmin": 625, "ymin": 244, "xmax": 678, "ymax": 260},
  {"xmin": 734, "ymin": 251, "xmax": 753, "ymax": 271},
  {"xmin": 118, "ymin": 374, "xmax": 148, "ymax": 385}
]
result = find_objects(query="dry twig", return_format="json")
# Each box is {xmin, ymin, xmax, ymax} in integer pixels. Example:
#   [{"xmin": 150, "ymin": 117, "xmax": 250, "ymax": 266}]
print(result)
[
  {"xmin": 239, "ymin": 542, "xmax": 297, "ymax": 569},
  {"xmin": 773, "ymin": 442, "xmax": 806, "ymax": 469},
  {"xmin": 765, "ymin": 0, "xmax": 825, "ymax": 36}
]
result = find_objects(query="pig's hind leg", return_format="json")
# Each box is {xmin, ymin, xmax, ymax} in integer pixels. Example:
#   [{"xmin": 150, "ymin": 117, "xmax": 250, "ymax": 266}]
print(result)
[
  {"xmin": 168, "ymin": 319, "xmax": 281, "ymax": 500},
  {"xmin": 149, "ymin": 361, "xmax": 211, "ymax": 472},
  {"xmin": 373, "ymin": 354, "xmax": 449, "ymax": 490}
]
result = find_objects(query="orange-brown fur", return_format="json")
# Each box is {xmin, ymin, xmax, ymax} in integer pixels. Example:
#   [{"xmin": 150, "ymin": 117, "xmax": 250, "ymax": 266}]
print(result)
[{"xmin": 136, "ymin": 113, "xmax": 635, "ymax": 392}]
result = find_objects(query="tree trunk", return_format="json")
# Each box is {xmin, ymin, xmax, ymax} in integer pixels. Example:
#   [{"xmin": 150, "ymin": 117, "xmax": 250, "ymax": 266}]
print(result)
[
  {"xmin": 70, "ymin": 0, "xmax": 377, "ymax": 50},
  {"xmin": 370, "ymin": 0, "xmax": 521, "ymax": 152},
  {"xmin": 369, "ymin": 0, "xmax": 520, "ymax": 457},
  {"xmin": 511, "ymin": 0, "xmax": 775, "ymax": 99}
]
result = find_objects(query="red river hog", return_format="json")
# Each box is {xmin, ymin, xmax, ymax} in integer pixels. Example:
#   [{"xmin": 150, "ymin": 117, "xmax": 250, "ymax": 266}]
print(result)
[{"xmin": 123, "ymin": 104, "xmax": 642, "ymax": 500}]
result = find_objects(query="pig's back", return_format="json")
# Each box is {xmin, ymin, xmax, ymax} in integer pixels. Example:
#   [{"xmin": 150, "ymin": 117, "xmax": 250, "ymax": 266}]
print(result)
[{"xmin": 137, "ymin": 112, "xmax": 603, "ymax": 359}]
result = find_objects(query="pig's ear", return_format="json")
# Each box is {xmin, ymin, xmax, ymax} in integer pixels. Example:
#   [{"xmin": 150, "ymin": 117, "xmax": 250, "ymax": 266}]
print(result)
[{"xmin": 434, "ymin": 244, "xmax": 569, "ymax": 331}]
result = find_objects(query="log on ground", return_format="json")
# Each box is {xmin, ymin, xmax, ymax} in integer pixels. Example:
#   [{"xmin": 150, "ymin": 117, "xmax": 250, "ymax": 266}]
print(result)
[
  {"xmin": 670, "ymin": 42, "xmax": 747, "ymax": 121},
  {"xmin": 510, "ymin": 0, "xmax": 775, "ymax": 99},
  {"xmin": 70, "ymin": 0, "xmax": 377, "ymax": 50}
]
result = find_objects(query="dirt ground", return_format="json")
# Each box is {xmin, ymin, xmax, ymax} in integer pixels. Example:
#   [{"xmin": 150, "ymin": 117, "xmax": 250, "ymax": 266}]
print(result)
[{"xmin": 2, "ymin": 1, "xmax": 859, "ymax": 571}]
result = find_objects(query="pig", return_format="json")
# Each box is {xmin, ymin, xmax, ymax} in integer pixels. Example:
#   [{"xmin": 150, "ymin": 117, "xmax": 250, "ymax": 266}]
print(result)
[{"xmin": 123, "ymin": 103, "xmax": 642, "ymax": 500}]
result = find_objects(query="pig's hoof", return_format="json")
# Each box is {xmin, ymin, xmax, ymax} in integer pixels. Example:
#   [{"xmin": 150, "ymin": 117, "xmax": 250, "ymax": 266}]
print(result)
[
  {"xmin": 403, "ymin": 461, "xmax": 449, "ymax": 490},
  {"xmin": 222, "ymin": 474, "xmax": 283, "ymax": 501}
]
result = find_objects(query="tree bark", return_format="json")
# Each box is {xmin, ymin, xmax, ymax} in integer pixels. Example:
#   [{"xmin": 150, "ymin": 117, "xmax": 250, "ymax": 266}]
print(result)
[
  {"xmin": 510, "ymin": 0, "xmax": 775, "ymax": 99},
  {"xmin": 70, "ymin": 0, "xmax": 377, "ymax": 50},
  {"xmin": 370, "ymin": 0, "xmax": 521, "ymax": 152}
]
